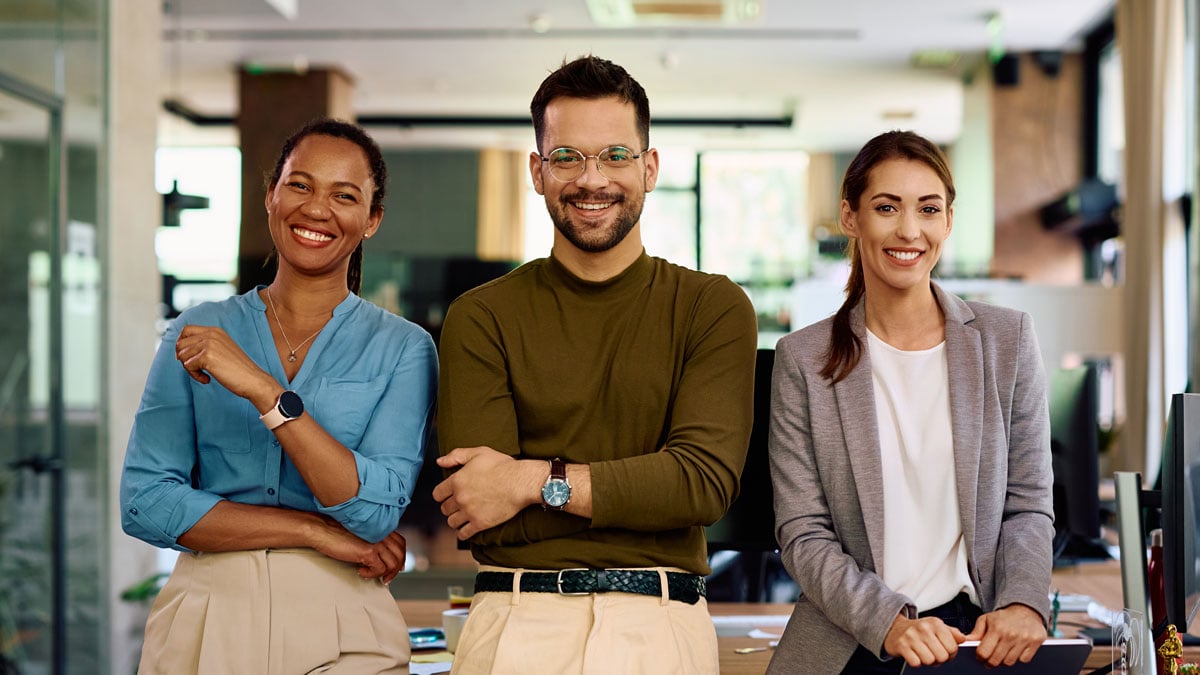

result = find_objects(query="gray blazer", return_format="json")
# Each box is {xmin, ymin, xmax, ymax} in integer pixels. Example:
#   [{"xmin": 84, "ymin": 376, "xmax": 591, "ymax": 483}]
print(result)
[{"xmin": 765, "ymin": 283, "xmax": 1054, "ymax": 674}]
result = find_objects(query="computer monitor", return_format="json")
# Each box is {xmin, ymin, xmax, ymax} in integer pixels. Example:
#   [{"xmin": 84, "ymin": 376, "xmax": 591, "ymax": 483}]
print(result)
[
  {"xmin": 1048, "ymin": 364, "xmax": 1109, "ymax": 563},
  {"xmin": 705, "ymin": 348, "xmax": 777, "ymax": 552},
  {"xmin": 1161, "ymin": 392, "xmax": 1200, "ymax": 632},
  {"xmin": 1100, "ymin": 471, "xmax": 1158, "ymax": 662}
]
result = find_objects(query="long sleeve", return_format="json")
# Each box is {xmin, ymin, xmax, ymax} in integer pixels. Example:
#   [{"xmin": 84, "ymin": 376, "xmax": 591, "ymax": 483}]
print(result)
[
  {"xmin": 768, "ymin": 338, "xmax": 913, "ymax": 655},
  {"xmin": 120, "ymin": 318, "xmax": 225, "ymax": 551},
  {"xmin": 120, "ymin": 291, "xmax": 438, "ymax": 549},
  {"xmin": 587, "ymin": 278, "xmax": 758, "ymax": 530},
  {"xmin": 436, "ymin": 254, "xmax": 757, "ymax": 573},
  {"xmin": 992, "ymin": 313, "xmax": 1055, "ymax": 621},
  {"xmin": 438, "ymin": 294, "xmax": 592, "ymax": 547},
  {"xmin": 314, "ymin": 328, "xmax": 438, "ymax": 542}
]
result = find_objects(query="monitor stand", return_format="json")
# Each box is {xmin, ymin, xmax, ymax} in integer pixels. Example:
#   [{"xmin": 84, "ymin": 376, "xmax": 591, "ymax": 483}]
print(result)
[{"xmin": 1053, "ymin": 530, "xmax": 1113, "ymax": 566}]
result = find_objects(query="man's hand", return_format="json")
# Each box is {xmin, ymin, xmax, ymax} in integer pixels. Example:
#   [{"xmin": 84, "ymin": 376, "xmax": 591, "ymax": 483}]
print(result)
[
  {"xmin": 307, "ymin": 515, "xmax": 407, "ymax": 584},
  {"xmin": 433, "ymin": 447, "xmax": 544, "ymax": 540},
  {"xmin": 883, "ymin": 613, "xmax": 967, "ymax": 667},
  {"xmin": 964, "ymin": 603, "xmax": 1046, "ymax": 667}
]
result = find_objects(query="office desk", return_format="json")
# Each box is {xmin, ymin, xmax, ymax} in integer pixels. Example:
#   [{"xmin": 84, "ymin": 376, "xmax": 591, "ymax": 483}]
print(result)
[
  {"xmin": 1050, "ymin": 558, "xmax": 1200, "ymax": 671},
  {"xmin": 399, "ymin": 565, "xmax": 1200, "ymax": 674}
]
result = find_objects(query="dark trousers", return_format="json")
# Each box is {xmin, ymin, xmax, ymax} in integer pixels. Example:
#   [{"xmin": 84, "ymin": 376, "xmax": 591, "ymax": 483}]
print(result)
[{"xmin": 839, "ymin": 593, "xmax": 983, "ymax": 674}]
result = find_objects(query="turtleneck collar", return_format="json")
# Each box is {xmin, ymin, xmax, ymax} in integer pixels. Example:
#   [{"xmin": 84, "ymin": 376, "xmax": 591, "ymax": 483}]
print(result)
[{"xmin": 544, "ymin": 249, "xmax": 654, "ymax": 296}]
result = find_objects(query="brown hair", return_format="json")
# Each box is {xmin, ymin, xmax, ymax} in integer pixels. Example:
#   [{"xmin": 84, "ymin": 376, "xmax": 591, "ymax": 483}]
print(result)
[
  {"xmin": 530, "ymin": 55, "xmax": 650, "ymax": 153},
  {"xmin": 267, "ymin": 118, "xmax": 388, "ymax": 295},
  {"xmin": 820, "ymin": 130, "xmax": 956, "ymax": 383}
]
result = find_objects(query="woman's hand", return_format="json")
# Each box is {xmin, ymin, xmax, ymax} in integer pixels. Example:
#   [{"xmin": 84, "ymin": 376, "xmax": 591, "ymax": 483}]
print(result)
[
  {"xmin": 307, "ymin": 515, "xmax": 407, "ymax": 584},
  {"xmin": 963, "ymin": 604, "xmax": 1046, "ymax": 667},
  {"xmin": 883, "ymin": 613, "xmax": 967, "ymax": 667},
  {"xmin": 175, "ymin": 325, "xmax": 276, "ymax": 403}
]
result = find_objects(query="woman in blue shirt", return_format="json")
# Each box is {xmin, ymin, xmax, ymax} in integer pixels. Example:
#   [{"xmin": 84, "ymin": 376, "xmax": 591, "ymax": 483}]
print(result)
[{"xmin": 120, "ymin": 118, "xmax": 437, "ymax": 674}]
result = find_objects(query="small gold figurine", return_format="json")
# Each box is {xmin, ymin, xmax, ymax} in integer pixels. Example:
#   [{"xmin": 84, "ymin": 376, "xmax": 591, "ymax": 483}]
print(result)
[{"xmin": 1160, "ymin": 624, "xmax": 1184, "ymax": 675}]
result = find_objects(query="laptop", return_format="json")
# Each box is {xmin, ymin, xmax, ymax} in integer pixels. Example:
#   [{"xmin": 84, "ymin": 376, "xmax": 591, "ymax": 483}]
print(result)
[{"xmin": 898, "ymin": 638, "xmax": 1092, "ymax": 673}]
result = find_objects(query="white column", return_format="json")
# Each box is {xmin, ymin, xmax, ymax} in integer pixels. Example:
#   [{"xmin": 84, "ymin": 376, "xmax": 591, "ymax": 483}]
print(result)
[{"xmin": 105, "ymin": 1, "xmax": 163, "ymax": 673}]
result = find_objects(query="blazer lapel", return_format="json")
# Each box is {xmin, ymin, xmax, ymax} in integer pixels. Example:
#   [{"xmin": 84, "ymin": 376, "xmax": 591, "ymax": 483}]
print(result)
[
  {"xmin": 935, "ymin": 283, "xmax": 983, "ymax": 567},
  {"xmin": 835, "ymin": 301, "xmax": 887, "ymax": 574}
]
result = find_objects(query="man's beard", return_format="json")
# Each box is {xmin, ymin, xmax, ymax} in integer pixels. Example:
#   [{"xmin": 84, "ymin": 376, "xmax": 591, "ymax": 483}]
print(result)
[{"xmin": 547, "ymin": 190, "xmax": 644, "ymax": 253}]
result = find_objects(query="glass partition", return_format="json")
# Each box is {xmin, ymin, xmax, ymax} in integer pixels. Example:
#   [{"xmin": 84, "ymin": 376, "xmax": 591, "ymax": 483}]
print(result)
[{"xmin": 0, "ymin": 69, "xmax": 65, "ymax": 675}]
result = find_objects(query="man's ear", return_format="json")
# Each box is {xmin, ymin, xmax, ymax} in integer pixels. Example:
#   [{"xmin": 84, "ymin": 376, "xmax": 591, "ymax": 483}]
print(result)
[
  {"xmin": 529, "ymin": 151, "xmax": 545, "ymax": 196},
  {"xmin": 642, "ymin": 148, "xmax": 660, "ymax": 193}
]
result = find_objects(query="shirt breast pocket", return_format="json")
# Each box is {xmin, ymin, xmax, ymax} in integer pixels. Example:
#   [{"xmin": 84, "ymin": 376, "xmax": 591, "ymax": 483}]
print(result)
[
  {"xmin": 193, "ymin": 384, "xmax": 254, "ymax": 454},
  {"xmin": 311, "ymin": 374, "xmax": 389, "ymax": 452}
]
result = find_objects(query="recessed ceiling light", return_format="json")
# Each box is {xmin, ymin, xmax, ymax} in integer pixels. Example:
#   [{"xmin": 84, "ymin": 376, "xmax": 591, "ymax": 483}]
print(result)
[
  {"xmin": 529, "ymin": 12, "xmax": 552, "ymax": 33},
  {"xmin": 911, "ymin": 50, "xmax": 960, "ymax": 69}
]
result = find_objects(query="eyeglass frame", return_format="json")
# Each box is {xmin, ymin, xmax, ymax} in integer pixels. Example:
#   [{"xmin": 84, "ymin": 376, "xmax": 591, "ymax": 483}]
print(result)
[{"xmin": 538, "ymin": 145, "xmax": 651, "ymax": 181}]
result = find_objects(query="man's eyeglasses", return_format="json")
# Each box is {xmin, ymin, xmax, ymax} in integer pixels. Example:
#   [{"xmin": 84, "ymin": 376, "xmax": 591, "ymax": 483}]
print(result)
[{"xmin": 540, "ymin": 146, "xmax": 647, "ymax": 181}]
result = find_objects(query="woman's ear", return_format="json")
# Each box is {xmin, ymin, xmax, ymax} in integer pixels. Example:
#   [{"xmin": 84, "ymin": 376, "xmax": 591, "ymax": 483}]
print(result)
[{"xmin": 840, "ymin": 199, "xmax": 859, "ymax": 239}]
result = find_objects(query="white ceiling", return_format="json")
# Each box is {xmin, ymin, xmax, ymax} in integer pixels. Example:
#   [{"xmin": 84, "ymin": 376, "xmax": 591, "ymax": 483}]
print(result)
[{"xmin": 12, "ymin": 0, "xmax": 1120, "ymax": 152}]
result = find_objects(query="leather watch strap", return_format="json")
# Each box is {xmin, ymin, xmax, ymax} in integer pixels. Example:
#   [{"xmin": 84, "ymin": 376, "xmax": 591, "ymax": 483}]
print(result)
[{"xmin": 549, "ymin": 458, "xmax": 566, "ymax": 481}]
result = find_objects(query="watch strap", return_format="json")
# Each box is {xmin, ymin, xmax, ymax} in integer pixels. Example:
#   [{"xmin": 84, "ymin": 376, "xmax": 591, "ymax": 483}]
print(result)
[
  {"xmin": 260, "ymin": 404, "xmax": 287, "ymax": 430},
  {"xmin": 259, "ymin": 391, "xmax": 299, "ymax": 430},
  {"xmin": 549, "ymin": 458, "xmax": 567, "ymax": 482}
]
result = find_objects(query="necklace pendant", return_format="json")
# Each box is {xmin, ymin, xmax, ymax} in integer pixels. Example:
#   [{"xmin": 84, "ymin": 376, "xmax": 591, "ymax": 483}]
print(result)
[{"xmin": 288, "ymin": 353, "xmax": 297, "ymax": 363}]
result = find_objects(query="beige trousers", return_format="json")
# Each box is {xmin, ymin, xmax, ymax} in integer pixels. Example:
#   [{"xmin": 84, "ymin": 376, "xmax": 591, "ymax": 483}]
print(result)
[
  {"xmin": 138, "ymin": 548, "xmax": 409, "ymax": 675},
  {"xmin": 450, "ymin": 567, "xmax": 718, "ymax": 675}
]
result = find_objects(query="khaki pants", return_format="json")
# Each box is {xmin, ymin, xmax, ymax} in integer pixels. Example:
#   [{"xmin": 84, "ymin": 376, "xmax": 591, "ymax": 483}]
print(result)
[
  {"xmin": 450, "ymin": 567, "xmax": 718, "ymax": 675},
  {"xmin": 139, "ymin": 548, "xmax": 409, "ymax": 675}
]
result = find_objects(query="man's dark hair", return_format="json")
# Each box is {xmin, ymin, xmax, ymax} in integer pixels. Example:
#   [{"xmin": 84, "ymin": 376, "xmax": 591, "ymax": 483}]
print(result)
[{"xmin": 530, "ymin": 55, "xmax": 650, "ymax": 153}]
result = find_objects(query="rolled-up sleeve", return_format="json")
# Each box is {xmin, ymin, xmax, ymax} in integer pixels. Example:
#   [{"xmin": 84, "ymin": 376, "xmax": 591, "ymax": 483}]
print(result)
[
  {"xmin": 119, "ymin": 321, "xmax": 224, "ymax": 551},
  {"xmin": 315, "ymin": 330, "xmax": 438, "ymax": 542}
]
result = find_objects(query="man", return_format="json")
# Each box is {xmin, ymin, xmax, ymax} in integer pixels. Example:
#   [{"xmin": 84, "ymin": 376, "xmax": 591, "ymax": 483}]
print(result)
[{"xmin": 433, "ymin": 55, "xmax": 758, "ymax": 674}]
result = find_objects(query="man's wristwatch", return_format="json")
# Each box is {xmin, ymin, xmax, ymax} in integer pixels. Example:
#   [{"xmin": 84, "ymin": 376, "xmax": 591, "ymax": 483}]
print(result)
[
  {"xmin": 541, "ymin": 458, "xmax": 571, "ymax": 510},
  {"xmin": 260, "ymin": 390, "xmax": 304, "ymax": 430}
]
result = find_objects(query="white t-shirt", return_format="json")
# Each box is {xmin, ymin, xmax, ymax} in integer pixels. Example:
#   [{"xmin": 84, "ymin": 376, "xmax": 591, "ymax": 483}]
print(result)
[{"xmin": 867, "ymin": 329, "xmax": 977, "ymax": 611}]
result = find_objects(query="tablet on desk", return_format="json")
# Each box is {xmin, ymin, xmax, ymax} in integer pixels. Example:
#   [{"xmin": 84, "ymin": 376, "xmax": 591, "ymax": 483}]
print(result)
[{"xmin": 898, "ymin": 638, "xmax": 1091, "ymax": 673}]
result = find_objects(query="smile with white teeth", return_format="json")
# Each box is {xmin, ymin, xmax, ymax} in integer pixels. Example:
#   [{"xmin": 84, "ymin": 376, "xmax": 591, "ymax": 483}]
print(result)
[
  {"xmin": 573, "ymin": 201, "xmax": 613, "ymax": 211},
  {"xmin": 886, "ymin": 249, "xmax": 921, "ymax": 261},
  {"xmin": 292, "ymin": 226, "xmax": 333, "ymax": 242}
]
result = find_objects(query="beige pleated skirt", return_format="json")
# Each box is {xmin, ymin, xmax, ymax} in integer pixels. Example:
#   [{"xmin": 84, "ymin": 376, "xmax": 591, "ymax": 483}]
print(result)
[{"xmin": 138, "ymin": 548, "xmax": 410, "ymax": 675}]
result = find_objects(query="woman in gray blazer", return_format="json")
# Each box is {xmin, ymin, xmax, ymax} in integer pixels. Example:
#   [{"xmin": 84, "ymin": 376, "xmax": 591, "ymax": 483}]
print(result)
[{"xmin": 767, "ymin": 131, "xmax": 1054, "ymax": 674}]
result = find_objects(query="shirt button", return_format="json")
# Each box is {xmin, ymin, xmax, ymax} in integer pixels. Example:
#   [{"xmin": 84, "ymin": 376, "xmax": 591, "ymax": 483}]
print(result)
[
  {"xmin": 128, "ymin": 508, "xmax": 138, "ymax": 515},
  {"xmin": 267, "ymin": 488, "xmax": 276, "ymax": 496},
  {"xmin": 272, "ymin": 439, "xmax": 280, "ymax": 447}
]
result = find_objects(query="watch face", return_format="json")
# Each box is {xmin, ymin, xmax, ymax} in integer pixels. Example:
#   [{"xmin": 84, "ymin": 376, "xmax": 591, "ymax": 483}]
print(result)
[
  {"xmin": 542, "ymin": 479, "xmax": 570, "ymax": 508},
  {"xmin": 278, "ymin": 390, "xmax": 304, "ymax": 419}
]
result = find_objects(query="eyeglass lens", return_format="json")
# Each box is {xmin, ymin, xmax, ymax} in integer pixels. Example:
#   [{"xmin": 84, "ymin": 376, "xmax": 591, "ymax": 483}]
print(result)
[{"xmin": 546, "ymin": 147, "xmax": 639, "ymax": 179}]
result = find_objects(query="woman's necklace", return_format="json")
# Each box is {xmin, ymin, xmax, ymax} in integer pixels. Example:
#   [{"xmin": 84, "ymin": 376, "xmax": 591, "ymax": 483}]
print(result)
[{"xmin": 265, "ymin": 286, "xmax": 324, "ymax": 363}]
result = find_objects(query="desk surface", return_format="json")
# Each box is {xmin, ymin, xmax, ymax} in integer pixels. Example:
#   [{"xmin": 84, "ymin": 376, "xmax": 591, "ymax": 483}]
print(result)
[{"xmin": 398, "ymin": 562, "xmax": 1199, "ymax": 674}]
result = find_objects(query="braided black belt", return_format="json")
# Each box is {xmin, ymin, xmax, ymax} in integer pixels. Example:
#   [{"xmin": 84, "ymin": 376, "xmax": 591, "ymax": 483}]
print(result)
[{"xmin": 474, "ymin": 569, "xmax": 706, "ymax": 605}]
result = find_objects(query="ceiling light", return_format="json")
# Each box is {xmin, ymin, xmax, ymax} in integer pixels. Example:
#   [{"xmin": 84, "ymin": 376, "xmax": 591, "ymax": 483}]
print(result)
[
  {"xmin": 586, "ymin": 0, "xmax": 764, "ymax": 25},
  {"xmin": 528, "ymin": 12, "xmax": 552, "ymax": 33},
  {"xmin": 910, "ymin": 50, "xmax": 960, "ymax": 70}
]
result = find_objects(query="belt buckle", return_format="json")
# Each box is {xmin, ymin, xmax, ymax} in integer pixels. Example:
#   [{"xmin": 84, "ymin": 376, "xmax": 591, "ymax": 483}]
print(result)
[{"xmin": 555, "ymin": 568, "xmax": 592, "ymax": 596}]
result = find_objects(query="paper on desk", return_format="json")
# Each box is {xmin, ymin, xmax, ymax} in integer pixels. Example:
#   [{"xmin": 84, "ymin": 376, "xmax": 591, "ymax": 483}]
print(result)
[
  {"xmin": 748, "ymin": 629, "xmax": 782, "ymax": 640},
  {"xmin": 711, "ymin": 614, "xmax": 791, "ymax": 638},
  {"xmin": 711, "ymin": 615, "xmax": 790, "ymax": 627},
  {"xmin": 411, "ymin": 651, "xmax": 453, "ymax": 675}
]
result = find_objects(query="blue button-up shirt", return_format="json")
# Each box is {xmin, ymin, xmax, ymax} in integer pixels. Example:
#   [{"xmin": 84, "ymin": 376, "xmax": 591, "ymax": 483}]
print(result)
[{"xmin": 120, "ymin": 288, "xmax": 437, "ymax": 550}]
